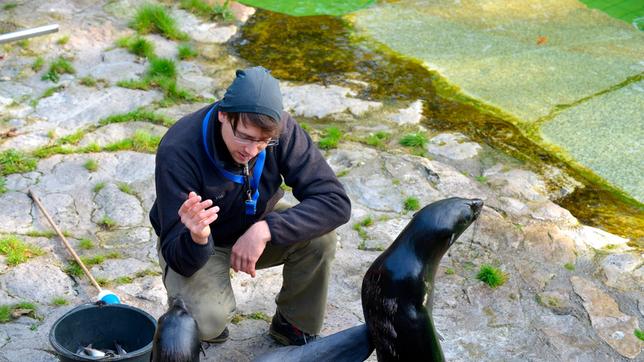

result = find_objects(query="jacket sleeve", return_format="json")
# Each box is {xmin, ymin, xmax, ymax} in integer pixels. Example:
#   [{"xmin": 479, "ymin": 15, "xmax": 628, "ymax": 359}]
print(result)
[
  {"xmin": 264, "ymin": 114, "xmax": 351, "ymax": 245},
  {"xmin": 154, "ymin": 146, "xmax": 213, "ymax": 277}
]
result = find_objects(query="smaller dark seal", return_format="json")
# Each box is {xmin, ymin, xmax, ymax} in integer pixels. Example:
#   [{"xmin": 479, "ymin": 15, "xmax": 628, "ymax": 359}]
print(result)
[
  {"xmin": 362, "ymin": 197, "xmax": 483, "ymax": 362},
  {"xmin": 151, "ymin": 296, "xmax": 201, "ymax": 362}
]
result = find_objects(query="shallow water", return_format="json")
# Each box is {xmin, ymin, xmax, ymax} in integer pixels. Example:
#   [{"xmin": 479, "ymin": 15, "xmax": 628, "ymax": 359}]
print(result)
[{"xmin": 232, "ymin": 10, "xmax": 643, "ymax": 245}]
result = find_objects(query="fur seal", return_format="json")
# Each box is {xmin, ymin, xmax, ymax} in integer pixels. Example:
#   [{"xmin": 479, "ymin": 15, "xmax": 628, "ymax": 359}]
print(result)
[
  {"xmin": 151, "ymin": 296, "xmax": 201, "ymax": 362},
  {"xmin": 253, "ymin": 324, "xmax": 373, "ymax": 362},
  {"xmin": 362, "ymin": 197, "xmax": 483, "ymax": 362}
]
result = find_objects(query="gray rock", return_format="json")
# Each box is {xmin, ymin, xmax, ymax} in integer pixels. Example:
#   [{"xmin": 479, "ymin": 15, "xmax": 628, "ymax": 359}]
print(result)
[
  {"xmin": 571, "ymin": 276, "xmax": 641, "ymax": 359},
  {"xmin": 79, "ymin": 48, "xmax": 145, "ymax": 84},
  {"xmin": 175, "ymin": 9, "xmax": 238, "ymax": 44},
  {"xmin": 0, "ymin": 132, "xmax": 50, "ymax": 153},
  {"xmin": 427, "ymin": 133, "xmax": 482, "ymax": 161},
  {"xmin": 387, "ymin": 100, "xmax": 424, "ymax": 124},
  {"xmin": 600, "ymin": 253, "xmax": 643, "ymax": 292},
  {"xmin": 484, "ymin": 164, "xmax": 548, "ymax": 202},
  {"xmin": 281, "ymin": 84, "xmax": 382, "ymax": 118},
  {"xmin": 92, "ymin": 183, "xmax": 144, "ymax": 228},
  {"xmin": 521, "ymin": 223, "xmax": 577, "ymax": 264},
  {"xmin": 561, "ymin": 225, "xmax": 631, "ymax": 251},
  {"xmin": 178, "ymin": 61, "xmax": 217, "ymax": 99},
  {"xmin": 0, "ymin": 191, "xmax": 33, "ymax": 234},
  {"xmin": 96, "ymin": 226, "xmax": 152, "ymax": 248},
  {"xmin": 90, "ymin": 257, "xmax": 151, "ymax": 280},
  {"xmin": 78, "ymin": 121, "xmax": 167, "ymax": 148},
  {"xmin": 536, "ymin": 290, "xmax": 572, "ymax": 315},
  {"xmin": 0, "ymin": 260, "xmax": 75, "ymax": 304},
  {"xmin": 537, "ymin": 314, "xmax": 613, "ymax": 361},
  {"xmin": 33, "ymin": 85, "xmax": 162, "ymax": 132}
]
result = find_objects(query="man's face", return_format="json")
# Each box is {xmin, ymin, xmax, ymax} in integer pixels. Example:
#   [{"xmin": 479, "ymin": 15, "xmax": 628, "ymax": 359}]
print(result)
[{"xmin": 218, "ymin": 111, "xmax": 273, "ymax": 164}]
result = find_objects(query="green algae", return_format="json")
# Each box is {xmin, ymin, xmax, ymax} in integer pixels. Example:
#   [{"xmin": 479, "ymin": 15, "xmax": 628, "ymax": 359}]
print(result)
[
  {"xmin": 233, "ymin": 10, "xmax": 644, "ymax": 243},
  {"xmin": 237, "ymin": 0, "xmax": 375, "ymax": 16}
]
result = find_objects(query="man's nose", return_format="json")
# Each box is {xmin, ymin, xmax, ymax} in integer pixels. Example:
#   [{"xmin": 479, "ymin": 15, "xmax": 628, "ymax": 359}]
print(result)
[{"xmin": 243, "ymin": 142, "xmax": 262, "ymax": 155}]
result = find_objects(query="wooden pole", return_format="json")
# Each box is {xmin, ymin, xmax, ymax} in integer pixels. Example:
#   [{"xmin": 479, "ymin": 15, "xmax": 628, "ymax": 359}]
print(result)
[
  {"xmin": 28, "ymin": 189, "xmax": 102, "ymax": 293},
  {"xmin": 0, "ymin": 24, "xmax": 59, "ymax": 44}
]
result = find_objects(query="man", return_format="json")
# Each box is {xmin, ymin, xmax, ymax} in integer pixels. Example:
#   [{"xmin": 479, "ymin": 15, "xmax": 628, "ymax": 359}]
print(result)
[{"xmin": 149, "ymin": 66, "xmax": 351, "ymax": 346}]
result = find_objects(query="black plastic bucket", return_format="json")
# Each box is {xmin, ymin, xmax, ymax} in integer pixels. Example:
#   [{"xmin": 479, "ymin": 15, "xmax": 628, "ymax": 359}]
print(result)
[{"xmin": 49, "ymin": 303, "xmax": 157, "ymax": 362}]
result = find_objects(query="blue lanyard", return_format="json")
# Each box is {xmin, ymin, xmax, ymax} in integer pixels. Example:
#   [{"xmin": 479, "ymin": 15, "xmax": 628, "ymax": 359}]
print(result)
[{"xmin": 202, "ymin": 106, "xmax": 265, "ymax": 215}]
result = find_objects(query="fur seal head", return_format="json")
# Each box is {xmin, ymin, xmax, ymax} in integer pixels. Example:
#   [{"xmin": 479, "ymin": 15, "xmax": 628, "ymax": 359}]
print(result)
[
  {"xmin": 151, "ymin": 296, "xmax": 201, "ymax": 362},
  {"xmin": 362, "ymin": 197, "xmax": 483, "ymax": 362}
]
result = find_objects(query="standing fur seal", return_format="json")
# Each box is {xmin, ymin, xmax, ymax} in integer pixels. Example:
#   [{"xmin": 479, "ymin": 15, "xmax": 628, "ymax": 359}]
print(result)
[
  {"xmin": 151, "ymin": 296, "xmax": 201, "ymax": 362},
  {"xmin": 362, "ymin": 197, "xmax": 483, "ymax": 362}
]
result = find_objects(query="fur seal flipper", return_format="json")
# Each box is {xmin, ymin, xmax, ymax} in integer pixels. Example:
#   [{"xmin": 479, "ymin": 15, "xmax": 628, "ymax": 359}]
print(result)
[
  {"xmin": 362, "ymin": 197, "xmax": 483, "ymax": 362},
  {"xmin": 253, "ymin": 324, "xmax": 373, "ymax": 362},
  {"xmin": 151, "ymin": 296, "xmax": 201, "ymax": 362}
]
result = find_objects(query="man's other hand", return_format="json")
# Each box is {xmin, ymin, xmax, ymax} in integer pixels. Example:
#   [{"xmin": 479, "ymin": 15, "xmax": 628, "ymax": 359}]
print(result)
[
  {"xmin": 179, "ymin": 191, "xmax": 220, "ymax": 245},
  {"xmin": 231, "ymin": 221, "xmax": 271, "ymax": 277}
]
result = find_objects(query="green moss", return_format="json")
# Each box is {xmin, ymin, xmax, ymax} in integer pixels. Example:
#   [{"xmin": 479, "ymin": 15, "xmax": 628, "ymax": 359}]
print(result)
[
  {"xmin": 32, "ymin": 56, "xmax": 44, "ymax": 72},
  {"xmin": 0, "ymin": 149, "xmax": 37, "ymax": 175},
  {"xmin": 41, "ymin": 85, "xmax": 65, "ymax": 98},
  {"xmin": 2, "ymin": 3, "xmax": 17, "ymax": 10},
  {"xmin": 117, "ymin": 79, "xmax": 151, "ymax": 90},
  {"xmin": 93, "ymin": 182, "xmax": 106, "ymax": 193},
  {"xmin": 403, "ymin": 196, "xmax": 420, "ymax": 212},
  {"xmin": 0, "ymin": 176, "xmax": 6, "ymax": 195},
  {"xmin": 178, "ymin": 43, "xmax": 198, "ymax": 60},
  {"xmin": 100, "ymin": 108, "xmax": 173, "ymax": 127},
  {"xmin": 78, "ymin": 238, "xmax": 94, "ymax": 250},
  {"xmin": 445, "ymin": 267, "xmax": 455, "ymax": 275},
  {"xmin": 336, "ymin": 169, "xmax": 350, "ymax": 177},
  {"xmin": 0, "ymin": 235, "xmax": 45, "ymax": 266},
  {"xmin": 476, "ymin": 264, "xmax": 507, "ymax": 288},
  {"xmin": 213, "ymin": 0, "xmax": 235, "ymax": 22},
  {"xmin": 564, "ymin": 262, "xmax": 575, "ymax": 271},
  {"xmin": 135, "ymin": 269, "xmax": 161, "ymax": 278},
  {"xmin": 98, "ymin": 216, "xmax": 117, "ymax": 230},
  {"xmin": 32, "ymin": 145, "xmax": 74, "ymax": 159},
  {"xmin": 475, "ymin": 175, "xmax": 488, "ymax": 183},
  {"xmin": 64, "ymin": 261, "xmax": 83, "ymax": 278},
  {"xmin": 96, "ymin": 278, "xmax": 110, "ymax": 287},
  {"xmin": 56, "ymin": 36, "xmax": 70, "ymax": 45},
  {"xmin": 231, "ymin": 313, "xmax": 244, "ymax": 324},
  {"xmin": 319, "ymin": 127, "xmax": 342, "ymax": 150},
  {"xmin": 130, "ymin": 4, "xmax": 188, "ymax": 41},
  {"xmin": 248, "ymin": 311, "xmax": 271, "ymax": 322},
  {"xmin": 79, "ymin": 76, "xmax": 97, "ymax": 87},
  {"xmin": 114, "ymin": 276, "xmax": 133, "ymax": 285},
  {"xmin": 25, "ymin": 230, "xmax": 55, "ymax": 238},
  {"xmin": 51, "ymin": 297, "xmax": 68, "ymax": 306},
  {"xmin": 104, "ymin": 130, "xmax": 161, "ymax": 153},
  {"xmin": 83, "ymin": 159, "xmax": 98, "ymax": 172}
]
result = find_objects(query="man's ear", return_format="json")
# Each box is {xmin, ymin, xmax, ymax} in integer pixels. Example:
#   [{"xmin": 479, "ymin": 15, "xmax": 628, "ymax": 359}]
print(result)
[{"xmin": 218, "ymin": 111, "xmax": 225, "ymax": 123}]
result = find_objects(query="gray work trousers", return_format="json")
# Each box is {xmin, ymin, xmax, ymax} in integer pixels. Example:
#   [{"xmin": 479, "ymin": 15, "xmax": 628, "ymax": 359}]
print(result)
[{"xmin": 158, "ymin": 202, "xmax": 337, "ymax": 341}]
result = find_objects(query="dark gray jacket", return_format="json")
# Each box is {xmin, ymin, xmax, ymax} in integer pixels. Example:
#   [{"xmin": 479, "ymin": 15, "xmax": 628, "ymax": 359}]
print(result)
[{"xmin": 149, "ymin": 103, "xmax": 351, "ymax": 277}]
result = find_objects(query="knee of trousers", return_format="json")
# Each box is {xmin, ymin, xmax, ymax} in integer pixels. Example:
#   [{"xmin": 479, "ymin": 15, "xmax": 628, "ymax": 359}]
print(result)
[
  {"xmin": 192, "ymin": 301, "xmax": 233, "ymax": 340},
  {"xmin": 309, "ymin": 230, "xmax": 337, "ymax": 261}
]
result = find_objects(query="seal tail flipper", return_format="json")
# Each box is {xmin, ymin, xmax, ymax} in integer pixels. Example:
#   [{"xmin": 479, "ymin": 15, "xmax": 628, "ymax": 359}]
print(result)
[{"xmin": 253, "ymin": 324, "xmax": 373, "ymax": 362}]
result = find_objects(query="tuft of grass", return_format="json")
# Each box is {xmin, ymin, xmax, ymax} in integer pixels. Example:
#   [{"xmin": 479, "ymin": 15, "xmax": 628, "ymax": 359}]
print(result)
[
  {"xmin": 84, "ymin": 159, "xmax": 98, "ymax": 172},
  {"xmin": 148, "ymin": 57, "xmax": 177, "ymax": 79},
  {"xmin": 179, "ymin": 0, "xmax": 214, "ymax": 19},
  {"xmin": 130, "ymin": 4, "xmax": 188, "ymax": 41},
  {"xmin": 476, "ymin": 264, "xmax": 507, "ymax": 288},
  {"xmin": 135, "ymin": 269, "xmax": 161, "ymax": 278},
  {"xmin": 32, "ymin": 56, "xmax": 45, "ymax": 72},
  {"xmin": 81, "ymin": 255, "xmax": 105, "ymax": 266},
  {"xmin": 335, "ymin": 169, "xmax": 349, "ymax": 178},
  {"xmin": 213, "ymin": 0, "xmax": 234, "ymax": 22},
  {"xmin": 403, "ymin": 196, "xmax": 420, "ymax": 212},
  {"xmin": 98, "ymin": 216, "xmax": 117, "ymax": 230},
  {"xmin": 364, "ymin": 131, "xmax": 390, "ymax": 148},
  {"xmin": 79, "ymin": 76, "xmax": 97, "ymax": 87},
  {"xmin": 100, "ymin": 108, "xmax": 173, "ymax": 127},
  {"xmin": 42, "ymin": 85, "xmax": 64, "ymax": 98},
  {"xmin": 353, "ymin": 216, "xmax": 373, "ymax": 242},
  {"xmin": 445, "ymin": 268, "xmax": 455, "ymax": 275},
  {"xmin": 78, "ymin": 238, "xmax": 94, "ymax": 250},
  {"xmin": 32, "ymin": 145, "xmax": 74, "ymax": 159},
  {"xmin": 0, "ymin": 305, "xmax": 10, "ymax": 323},
  {"xmin": 635, "ymin": 329, "xmax": 644, "ymax": 341},
  {"xmin": 114, "ymin": 276, "xmax": 133, "ymax": 285},
  {"xmin": 117, "ymin": 79, "xmax": 151, "ymax": 90},
  {"xmin": 399, "ymin": 133, "xmax": 427, "ymax": 148},
  {"xmin": 56, "ymin": 36, "xmax": 70, "ymax": 45},
  {"xmin": 564, "ymin": 262, "xmax": 575, "ymax": 271},
  {"xmin": 47, "ymin": 130, "xmax": 57, "ymax": 139},
  {"xmin": 96, "ymin": 278, "xmax": 110, "ymax": 287},
  {"xmin": 3, "ymin": 3, "xmax": 18, "ymax": 10},
  {"xmin": 117, "ymin": 182, "xmax": 135, "ymax": 195},
  {"xmin": 177, "ymin": 43, "xmax": 197, "ymax": 60},
  {"xmin": 0, "ymin": 176, "xmax": 6, "ymax": 195},
  {"xmin": 231, "ymin": 313, "xmax": 244, "ymax": 324},
  {"xmin": 64, "ymin": 261, "xmax": 83, "ymax": 278},
  {"xmin": 0, "ymin": 149, "xmax": 37, "ymax": 175},
  {"xmin": 104, "ymin": 130, "xmax": 161, "ymax": 153},
  {"xmin": 58, "ymin": 129, "xmax": 85, "ymax": 145},
  {"xmin": 117, "ymin": 36, "xmax": 156, "ymax": 58},
  {"xmin": 0, "ymin": 235, "xmax": 45, "ymax": 266},
  {"xmin": 318, "ymin": 127, "xmax": 342, "ymax": 150},
  {"xmin": 93, "ymin": 182, "xmax": 106, "ymax": 193},
  {"xmin": 248, "ymin": 311, "xmax": 271, "ymax": 322},
  {"xmin": 41, "ymin": 57, "xmax": 75, "ymax": 83},
  {"xmin": 51, "ymin": 297, "xmax": 68, "ymax": 306},
  {"xmin": 25, "ymin": 230, "xmax": 56, "ymax": 238},
  {"xmin": 475, "ymin": 175, "xmax": 488, "ymax": 183}
]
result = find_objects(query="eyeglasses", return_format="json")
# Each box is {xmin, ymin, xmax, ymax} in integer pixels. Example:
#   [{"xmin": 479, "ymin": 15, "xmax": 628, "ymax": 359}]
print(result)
[{"xmin": 229, "ymin": 121, "xmax": 279, "ymax": 147}]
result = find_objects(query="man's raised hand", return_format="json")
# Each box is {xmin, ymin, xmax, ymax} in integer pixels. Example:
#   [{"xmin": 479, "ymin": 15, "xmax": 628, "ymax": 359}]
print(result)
[{"xmin": 178, "ymin": 191, "xmax": 220, "ymax": 245}]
